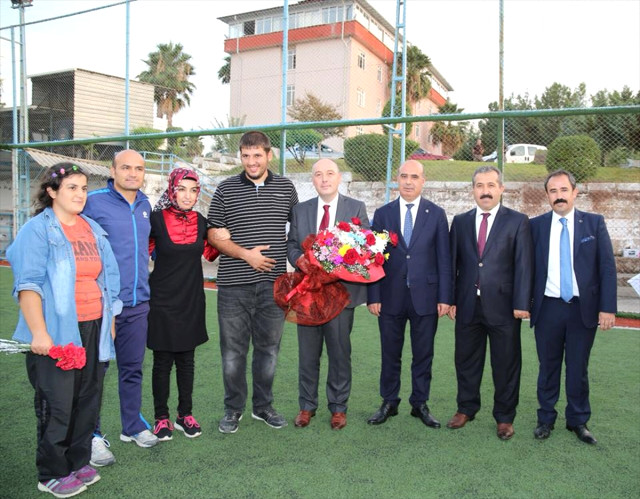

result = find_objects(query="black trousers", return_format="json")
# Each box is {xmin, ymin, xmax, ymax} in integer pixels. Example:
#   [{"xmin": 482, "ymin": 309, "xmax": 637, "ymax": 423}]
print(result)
[
  {"xmin": 152, "ymin": 349, "xmax": 195, "ymax": 419},
  {"xmin": 27, "ymin": 319, "xmax": 102, "ymax": 481},
  {"xmin": 454, "ymin": 297, "xmax": 522, "ymax": 423}
]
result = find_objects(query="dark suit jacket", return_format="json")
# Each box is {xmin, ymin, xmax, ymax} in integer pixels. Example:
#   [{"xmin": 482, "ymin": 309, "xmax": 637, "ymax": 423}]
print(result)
[
  {"xmin": 450, "ymin": 205, "xmax": 533, "ymax": 326},
  {"xmin": 530, "ymin": 209, "xmax": 617, "ymax": 329},
  {"xmin": 287, "ymin": 194, "xmax": 370, "ymax": 308},
  {"xmin": 367, "ymin": 197, "xmax": 451, "ymax": 316}
]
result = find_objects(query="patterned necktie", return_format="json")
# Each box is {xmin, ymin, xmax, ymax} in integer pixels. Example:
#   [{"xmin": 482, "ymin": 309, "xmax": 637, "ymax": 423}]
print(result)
[
  {"xmin": 559, "ymin": 217, "xmax": 573, "ymax": 302},
  {"xmin": 404, "ymin": 204, "xmax": 414, "ymax": 245},
  {"xmin": 318, "ymin": 204, "xmax": 330, "ymax": 231},
  {"xmin": 477, "ymin": 212, "xmax": 490, "ymax": 257}
]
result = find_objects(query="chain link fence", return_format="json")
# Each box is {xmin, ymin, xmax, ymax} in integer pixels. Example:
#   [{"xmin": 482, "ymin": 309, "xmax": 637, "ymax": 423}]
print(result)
[{"xmin": 1, "ymin": 1, "xmax": 639, "ymax": 259}]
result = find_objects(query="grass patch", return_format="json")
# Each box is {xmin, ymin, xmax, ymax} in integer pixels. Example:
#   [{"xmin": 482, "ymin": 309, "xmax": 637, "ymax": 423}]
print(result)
[{"xmin": 0, "ymin": 266, "xmax": 639, "ymax": 498}]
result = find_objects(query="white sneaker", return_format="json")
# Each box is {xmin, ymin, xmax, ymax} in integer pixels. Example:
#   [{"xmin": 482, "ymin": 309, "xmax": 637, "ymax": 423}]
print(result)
[
  {"xmin": 90, "ymin": 435, "xmax": 116, "ymax": 467},
  {"xmin": 119, "ymin": 429, "xmax": 159, "ymax": 448}
]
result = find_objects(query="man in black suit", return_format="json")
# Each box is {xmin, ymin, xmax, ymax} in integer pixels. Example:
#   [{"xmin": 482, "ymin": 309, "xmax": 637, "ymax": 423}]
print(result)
[
  {"xmin": 530, "ymin": 169, "xmax": 616, "ymax": 444},
  {"xmin": 287, "ymin": 159, "xmax": 369, "ymax": 430},
  {"xmin": 366, "ymin": 160, "xmax": 451, "ymax": 428},
  {"xmin": 447, "ymin": 166, "xmax": 533, "ymax": 440}
]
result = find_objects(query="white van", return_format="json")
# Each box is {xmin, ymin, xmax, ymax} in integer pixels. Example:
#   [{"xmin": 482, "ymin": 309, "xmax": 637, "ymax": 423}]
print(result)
[{"xmin": 505, "ymin": 144, "xmax": 547, "ymax": 163}]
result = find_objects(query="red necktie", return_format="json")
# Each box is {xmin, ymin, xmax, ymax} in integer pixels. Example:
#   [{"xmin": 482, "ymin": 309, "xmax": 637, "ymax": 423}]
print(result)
[
  {"xmin": 477, "ymin": 212, "xmax": 490, "ymax": 257},
  {"xmin": 319, "ymin": 204, "xmax": 330, "ymax": 231}
]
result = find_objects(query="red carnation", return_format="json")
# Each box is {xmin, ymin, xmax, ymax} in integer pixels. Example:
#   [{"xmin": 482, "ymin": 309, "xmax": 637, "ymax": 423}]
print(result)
[
  {"xmin": 366, "ymin": 233, "xmax": 376, "ymax": 246},
  {"xmin": 48, "ymin": 343, "xmax": 86, "ymax": 370},
  {"xmin": 343, "ymin": 248, "xmax": 358, "ymax": 265},
  {"xmin": 351, "ymin": 217, "xmax": 361, "ymax": 226},
  {"xmin": 337, "ymin": 221, "xmax": 351, "ymax": 232},
  {"xmin": 374, "ymin": 252, "xmax": 385, "ymax": 265}
]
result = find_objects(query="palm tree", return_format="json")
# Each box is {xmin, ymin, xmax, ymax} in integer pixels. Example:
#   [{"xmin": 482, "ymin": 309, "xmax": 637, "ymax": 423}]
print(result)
[
  {"xmin": 218, "ymin": 55, "xmax": 231, "ymax": 85},
  {"xmin": 394, "ymin": 45, "xmax": 432, "ymax": 107},
  {"xmin": 138, "ymin": 42, "xmax": 196, "ymax": 128},
  {"xmin": 430, "ymin": 100, "xmax": 468, "ymax": 157}
]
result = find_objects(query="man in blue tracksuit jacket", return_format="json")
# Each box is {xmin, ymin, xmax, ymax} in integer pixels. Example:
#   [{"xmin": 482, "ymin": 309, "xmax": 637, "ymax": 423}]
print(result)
[{"xmin": 83, "ymin": 149, "xmax": 158, "ymax": 461}]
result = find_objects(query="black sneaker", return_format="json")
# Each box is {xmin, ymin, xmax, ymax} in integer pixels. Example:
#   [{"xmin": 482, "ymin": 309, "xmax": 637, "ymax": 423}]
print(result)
[
  {"xmin": 219, "ymin": 410, "xmax": 243, "ymax": 434},
  {"xmin": 251, "ymin": 407, "xmax": 288, "ymax": 428},
  {"xmin": 153, "ymin": 418, "xmax": 174, "ymax": 441},
  {"xmin": 175, "ymin": 414, "xmax": 202, "ymax": 438}
]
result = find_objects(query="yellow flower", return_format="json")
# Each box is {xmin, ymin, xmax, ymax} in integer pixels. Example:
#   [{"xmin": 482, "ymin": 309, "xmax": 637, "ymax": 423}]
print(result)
[
  {"xmin": 338, "ymin": 244, "xmax": 352, "ymax": 256},
  {"xmin": 384, "ymin": 253, "xmax": 390, "ymax": 260}
]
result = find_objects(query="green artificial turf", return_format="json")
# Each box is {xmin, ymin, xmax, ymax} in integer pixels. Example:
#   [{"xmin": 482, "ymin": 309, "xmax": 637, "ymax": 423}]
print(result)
[{"xmin": 0, "ymin": 266, "xmax": 638, "ymax": 498}]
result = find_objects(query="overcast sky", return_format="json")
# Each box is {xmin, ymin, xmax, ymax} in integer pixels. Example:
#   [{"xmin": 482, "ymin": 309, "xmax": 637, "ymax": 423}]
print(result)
[{"xmin": 1, "ymin": 0, "xmax": 638, "ymax": 138}]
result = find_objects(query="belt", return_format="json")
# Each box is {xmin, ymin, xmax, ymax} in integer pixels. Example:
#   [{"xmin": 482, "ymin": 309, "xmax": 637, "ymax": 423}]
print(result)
[{"xmin": 544, "ymin": 295, "xmax": 578, "ymax": 304}]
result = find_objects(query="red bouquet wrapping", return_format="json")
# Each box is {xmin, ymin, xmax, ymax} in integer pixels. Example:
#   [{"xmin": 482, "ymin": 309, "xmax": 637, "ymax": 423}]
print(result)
[{"xmin": 274, "ymin": 217, "xmax": 395, "ymax": 326}]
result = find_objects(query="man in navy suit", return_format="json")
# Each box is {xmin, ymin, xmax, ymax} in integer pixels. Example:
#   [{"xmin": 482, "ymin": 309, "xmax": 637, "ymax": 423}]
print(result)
[
  {"xmin": 287, "ymin": 159, "xmax": 369, "ymax": 430},
  {"xmin": 447, "ymin": 166, "xmax": 533, "ymax": 440},
  {"xmin": 530, "ymin": 169, "xmax": 616, "ymax": 445},
  {"xmin": 366, "ymin": 160, "xmax": 451, "ymax": 428}
]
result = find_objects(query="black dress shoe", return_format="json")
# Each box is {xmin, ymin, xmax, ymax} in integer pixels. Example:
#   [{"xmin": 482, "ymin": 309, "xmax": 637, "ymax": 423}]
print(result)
[
  {"xmin": 410, "ymin": 404, "xmax": 441, "ymax": 428},
  {"xmin": 567, "ymin": 424, "xmax": 597, "ymax": 445},
  {"xmin": 534, "ymin": 422, "xmax": 554, "ymax": 440},
  {"xmin": 367, "ymin": 403, "xmax": 398, "ymax": 425}
]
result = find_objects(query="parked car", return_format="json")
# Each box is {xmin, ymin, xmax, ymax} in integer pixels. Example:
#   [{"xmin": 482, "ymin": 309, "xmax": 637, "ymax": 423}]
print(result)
[
  {"xmin": 483, "ymin": 144, "xmax": 547, "ymax": 163},
  {"xmin": 409, "ymin": 148, "xmax": 451, "ymax": 161}
]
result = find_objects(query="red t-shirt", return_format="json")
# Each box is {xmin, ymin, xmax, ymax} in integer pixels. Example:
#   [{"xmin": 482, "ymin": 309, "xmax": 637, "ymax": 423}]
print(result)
[{"xmin": 61, "ymin": 217, "xmax": 103, "ymax": 321}]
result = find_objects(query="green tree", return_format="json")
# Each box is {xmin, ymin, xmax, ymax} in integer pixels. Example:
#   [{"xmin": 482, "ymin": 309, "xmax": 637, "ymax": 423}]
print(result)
[
  {"xmin": 138, "ymin": 42, "xmax": 196, "ymax": 128},
  {"xmin": 430, "ymin": 100, "xmax": 467, "ymax": 157},
  {"xmin": 184, "ymin": 136, "xmax": 204, "ymax": 157},
  {"xmin": 265, "ymin": 129, "xmax": 323, "ymax": 166},
  {"xmin": 546, "ymin": 135, "xmax": 600, "ymax": 183},
  {"xmin": 129, "ymin": 126, "xmax": 164, "ymax": 152},
  {"xmin": 287, "ymin": 92, "xmax": 344, "ymax": 149},
  {"xmin": 587, "ymin": 86, "xmax": 640, "ymax": 164},
  {"xmin": 212, "ymin": 115, "xmax": 246, "ymax": 154},
  {"xmin": 394, "ymin": 45, "xmax": 431, "ymax": 107},
  {"xmin": 218, "ymin": 55, "xmax": 231, "ymax": 85},
  {"xmin": 344, "ymin": 134, "xmax": 418, "ymax": 181},
  {"xmin": 381, "ymin": 97, "xmax": 413, "ymax": 136}
]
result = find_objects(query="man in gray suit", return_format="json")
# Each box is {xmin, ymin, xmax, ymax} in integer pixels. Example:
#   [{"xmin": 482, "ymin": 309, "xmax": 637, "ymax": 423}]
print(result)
[{"xmin": 287, "ymin": 159, "xmax": 369, "ymax": 430}]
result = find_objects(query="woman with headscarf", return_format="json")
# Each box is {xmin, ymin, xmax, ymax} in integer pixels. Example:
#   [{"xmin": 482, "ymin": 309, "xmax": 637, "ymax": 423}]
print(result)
[{"xmin": 148, "ymin": 168, "xmax": 219, "ymax": 441}]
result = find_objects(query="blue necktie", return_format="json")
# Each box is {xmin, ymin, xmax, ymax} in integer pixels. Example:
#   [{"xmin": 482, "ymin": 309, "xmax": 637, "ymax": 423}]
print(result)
[
  {"xmin": 404, "ymin": 204, "xmax": 414, "ymax": 245},
  {"xmin": 560, "ymin": 217, "xmax": 573, "ymax": 302}
]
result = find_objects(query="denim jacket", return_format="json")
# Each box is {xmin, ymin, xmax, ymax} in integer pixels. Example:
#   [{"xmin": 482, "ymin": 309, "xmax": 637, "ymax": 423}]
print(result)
[{"xmin": 8, "ymin": 207, "xmax": 122, "ymax": 361}]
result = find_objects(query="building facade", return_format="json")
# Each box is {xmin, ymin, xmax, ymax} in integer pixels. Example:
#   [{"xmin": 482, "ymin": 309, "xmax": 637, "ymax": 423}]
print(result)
[{"xmin": 219, "ymin": 0, "xmax": 453, "ymax": 153}]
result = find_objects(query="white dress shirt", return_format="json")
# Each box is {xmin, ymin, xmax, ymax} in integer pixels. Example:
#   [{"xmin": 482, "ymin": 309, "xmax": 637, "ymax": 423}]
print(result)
[
  {"xmin": 475, "ymin": 203, "xmax": 501, "ymax": 243},
  {"xmin": 399, "ymin": 196, "xmax": 420, "ymax": 236},
  {"xmin": 544, "ymin": 208, "xmax": 580, "ymax": 298},
  {"xmin": 316, "ymin": 195, "xmax": 339, "ymax": 231}
]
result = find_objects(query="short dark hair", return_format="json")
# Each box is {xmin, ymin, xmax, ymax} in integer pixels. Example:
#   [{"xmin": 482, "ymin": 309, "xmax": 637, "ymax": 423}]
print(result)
[
  {"xmin": 35, "ymin": 162, "xmax": 88, "ymax": 214},
  {"xmin": 544, "ymin": 169, "xmax": 576, "ymax": 192},
  {"xmin": 472, "ymin": 165, "xmax": 503, "ymax": 185},
  {"xmin": 239, "ymin": 131, "xmax": 271, "ymax": 153}
]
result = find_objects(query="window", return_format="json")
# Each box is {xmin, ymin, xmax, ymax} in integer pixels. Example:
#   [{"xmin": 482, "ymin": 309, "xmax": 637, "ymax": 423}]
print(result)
[
  {"xmin": 256, "ymin": 18, "xmax": 272, "ymax": 35},
  {"xmin": 357, "ymin": 88, "xmax": 366, "ymax": 108},
  {"xmin": 287, "ymin": 85, "xmax": 295, "ymax": 106},
  {"xmin": 243, "ymin": 20, "xmax": 255, "ymax": 36},
  {"xmin": 376, "ymin": 99, "xmax": 382, "ymax": 114},
  {"xmin": 358, "ymin": 52, "xmax": 366, "ymax": 70},
  {"xmin": 322, "ymin": 6, "xmax": 344, "ymax": 24},
  {"xmin": 377, "ymin": 65, "xmax": 382, "ymax": 82},
  {"xmin": 415, "ymin": 124, "xmax": 420, "ymax": 138},
  {"xmin": 229, "ymin": 24, "xmax": 242, "ymax": 39},
  {"xmin": 356, "ymin": 126, "xmax": 364, "ymax": 135},
  {"xmin": 288, "ymin": 47, "xmax": 296, "ymax": 70}
]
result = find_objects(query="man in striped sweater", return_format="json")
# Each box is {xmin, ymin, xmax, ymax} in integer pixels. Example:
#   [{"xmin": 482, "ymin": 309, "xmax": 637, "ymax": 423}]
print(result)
[{"xmin": 207, "ymin": 131, "xmax": 299, "ymax": 434}]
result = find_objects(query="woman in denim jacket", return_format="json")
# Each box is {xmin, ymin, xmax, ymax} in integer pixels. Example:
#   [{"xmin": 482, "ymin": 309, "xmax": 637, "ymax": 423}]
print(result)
[{"xmin": 8, "ymin": 163, "xmax": 122, "ymax": 498}]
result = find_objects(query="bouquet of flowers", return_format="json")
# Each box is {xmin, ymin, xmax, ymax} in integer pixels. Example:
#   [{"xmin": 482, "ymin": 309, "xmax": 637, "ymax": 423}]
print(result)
[
  {"xmin": 274, "ymin": 217, "xmax": 396, "ymax": 326},
  {"xmin": 0, "ymin": 339, "xmax": 86, "ymax": 370}
]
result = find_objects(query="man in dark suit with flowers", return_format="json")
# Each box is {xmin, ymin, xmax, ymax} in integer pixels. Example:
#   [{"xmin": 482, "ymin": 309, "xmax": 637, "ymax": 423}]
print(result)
[
  {"xmin": 366, "ymin": 160, "xmax": 451, "ymax": 428},
  {"xmin": 287, "ymin": 159, "xmax": 369, "ymax": 430},
  {"xmin": 530, "ymin": 169, "xmax": 616, "ymax": 444}
]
